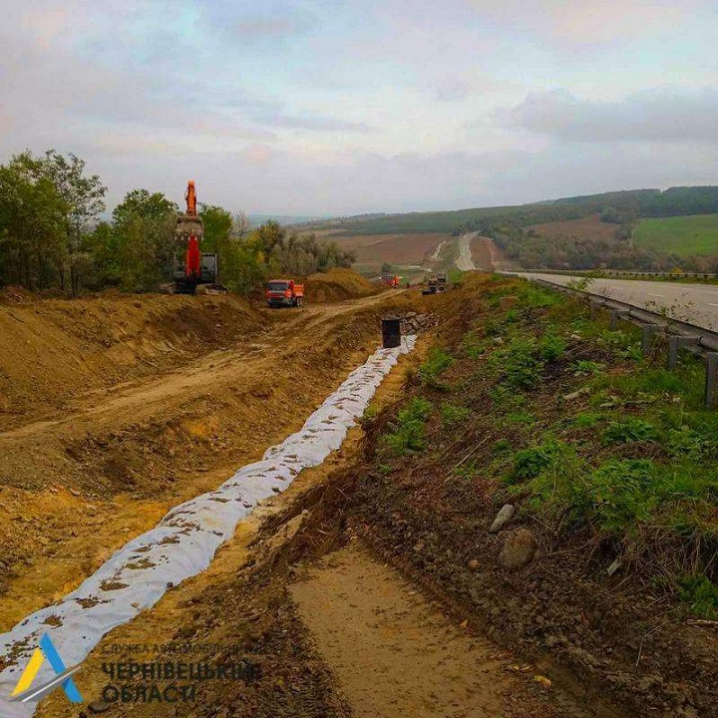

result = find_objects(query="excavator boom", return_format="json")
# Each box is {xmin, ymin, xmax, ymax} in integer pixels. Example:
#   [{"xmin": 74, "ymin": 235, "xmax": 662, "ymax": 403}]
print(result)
[{"xmin": 185, "ymin": 180, "xmax": 197, "ymax": 217}]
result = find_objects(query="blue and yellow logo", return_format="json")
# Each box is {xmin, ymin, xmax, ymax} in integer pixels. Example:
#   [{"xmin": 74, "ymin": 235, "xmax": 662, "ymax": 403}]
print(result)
[{"xmin": 10, "ymin": 634, "xmax": 83, "ymax": 704}]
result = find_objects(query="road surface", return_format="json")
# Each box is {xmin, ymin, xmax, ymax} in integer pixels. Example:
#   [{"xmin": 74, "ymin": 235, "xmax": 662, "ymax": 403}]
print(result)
[
  {"xmin": 455, "ymin": 232, "xmax": 477, "ymax": 271},
  {"xmin": 516, "ymin": 272, "xmax": 718, "ymax": 331},
  {"xmin": 430, "ymin": 240, "xmax": 446, "ymax": 262}
]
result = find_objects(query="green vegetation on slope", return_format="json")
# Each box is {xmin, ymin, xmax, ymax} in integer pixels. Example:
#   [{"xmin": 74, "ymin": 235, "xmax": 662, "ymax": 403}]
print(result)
[
  {"xmin": 633, "ymin": 214, "xmax": 718, "ymax": 256},
  {"xmin": 355, "ymin": 274, "xmax": 718, "ymax": 716},
  {"xmin": 369, "ymin": 276, "xmax": 718, "ymax": 612},
  {"xmin": 318, "ymin": 186, "xmax": 718, "ymax": 237}
]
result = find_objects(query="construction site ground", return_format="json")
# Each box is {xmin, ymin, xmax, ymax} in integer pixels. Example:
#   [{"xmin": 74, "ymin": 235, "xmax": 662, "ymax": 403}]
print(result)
[{"xmin": 1, "ymin": 273, "xmax": 713, "ymax": 717}]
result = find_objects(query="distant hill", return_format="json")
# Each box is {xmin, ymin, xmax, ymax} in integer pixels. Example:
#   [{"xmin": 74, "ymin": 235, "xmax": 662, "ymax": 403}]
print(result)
[
  {"xmin": 300, "ymin": 186, "xmax": 718, "ymax": 236},
  {"xmin": 248, "ymin": 213, "xmax": 329, "ymax": 227}
]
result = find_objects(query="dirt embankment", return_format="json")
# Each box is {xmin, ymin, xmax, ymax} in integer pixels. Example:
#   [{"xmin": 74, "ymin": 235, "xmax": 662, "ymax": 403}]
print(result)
[
  {"xmin": 304, "ymin": 268, "xmax": 381, "ymax": 302},
  {"xmin": 0, "ymin": 284, "xmax": 425, "ymax": 632},
  {"xmin": 351, "ymin": 276, "xmax": 718, "ymax": 718},
  {"xmin": 471, "ymin": 236, "xmax": 512, "ymax": 270},
  {"xmin": 0, "ymin": 292, "xmax": 262, "ymax": 432},
  {"xmin": 34, "ymin": 333, "xmax": 573, "ymax": 718}
]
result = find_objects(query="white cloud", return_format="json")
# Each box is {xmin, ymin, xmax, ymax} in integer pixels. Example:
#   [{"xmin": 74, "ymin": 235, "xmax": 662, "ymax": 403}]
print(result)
[{"xmin": 500, "ymin": 88, "xmax": 718, "ymax": 143}]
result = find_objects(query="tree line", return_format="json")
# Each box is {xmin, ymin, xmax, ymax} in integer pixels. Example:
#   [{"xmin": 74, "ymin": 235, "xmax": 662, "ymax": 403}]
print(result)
[
  {"xmin": 0, "ymin": 150, "xmax": 355, "ymax": 295},
  {"xmin": 493, "ymin": 228, "xmax": 718, "ymax": 273}
]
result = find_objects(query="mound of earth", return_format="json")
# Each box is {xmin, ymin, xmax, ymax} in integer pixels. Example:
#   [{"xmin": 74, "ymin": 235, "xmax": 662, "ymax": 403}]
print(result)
[
  {"xmin": 0, "ymin": 293, "xmax": 262, "ymax": 431},
  {"xmin": 304, "ymin": 269, "xmax": 381, "ymax": 303}
]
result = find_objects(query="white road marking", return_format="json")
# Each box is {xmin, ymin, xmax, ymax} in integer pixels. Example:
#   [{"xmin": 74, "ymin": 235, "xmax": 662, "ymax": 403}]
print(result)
[
  {"xmin": 708, "ymin": 303, "xmax": 718, "ymax": 307},
  {"xmin": 648, "ymin": 293, "xmax": 665, "ymax": 298}
]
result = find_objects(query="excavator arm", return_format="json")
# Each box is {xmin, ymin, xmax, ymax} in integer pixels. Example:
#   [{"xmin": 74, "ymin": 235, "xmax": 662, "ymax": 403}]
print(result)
[{"xmin": 185, "ymin": 180, "xmax": 197, "ymax": 217}]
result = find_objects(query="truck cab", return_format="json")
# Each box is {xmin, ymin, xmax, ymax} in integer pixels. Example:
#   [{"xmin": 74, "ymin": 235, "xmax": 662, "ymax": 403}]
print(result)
[{"xmin": 266, "ymin": 279, "xmax": 305, "ymax": 308}]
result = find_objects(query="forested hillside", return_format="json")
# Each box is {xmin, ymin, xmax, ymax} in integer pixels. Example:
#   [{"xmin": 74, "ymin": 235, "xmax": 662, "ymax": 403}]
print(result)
[{"xmin": 315, "ymin": 186, "xmax": 718, "ymax": 237}]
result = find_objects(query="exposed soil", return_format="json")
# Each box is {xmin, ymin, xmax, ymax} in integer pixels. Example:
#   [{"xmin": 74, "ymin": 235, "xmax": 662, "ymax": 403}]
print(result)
[
  {"xmin": 0, "ymin": 285, "xmax": 424, "ymax": 629},
  {"xmin": 5, "ymin": 273, "xmax": 717, "ymax": 718},
  {"xmin": 471, "ymin": 236, "xmax": 512, "ymax": 271},
  {"xmin": 528, "ymin": 214, "xmax": 620, "ymax": 242},
  {"xmin": 304, "ymin": 268, "xmax": 381, "ymax": 302},
  {"xmin": 292, "ymin": 543, "xmax": 563, "ymax": 718}
]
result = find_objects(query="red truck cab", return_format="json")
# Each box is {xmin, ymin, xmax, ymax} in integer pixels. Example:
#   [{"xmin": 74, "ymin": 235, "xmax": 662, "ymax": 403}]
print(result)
[{"xmin": 266, "ymin": 279, "xmax": 305, "ymax": 308}]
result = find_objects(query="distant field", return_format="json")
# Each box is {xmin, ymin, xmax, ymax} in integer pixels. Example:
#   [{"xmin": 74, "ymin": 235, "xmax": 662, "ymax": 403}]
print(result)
[
  {"xmin": 528, "ymin": 214, "xmax": 619, "ymax": 242},
  {"xmin": 633, "ymin": 214, "xmax": 718, "ymax": 256},
  {"xmin": 334, "ymin": 233, "xmax": 449, "ymax": 266}
]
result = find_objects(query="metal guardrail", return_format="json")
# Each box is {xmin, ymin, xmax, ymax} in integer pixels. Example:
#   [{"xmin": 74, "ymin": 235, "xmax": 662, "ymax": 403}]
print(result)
[
  {"xmin": 525, "ymin": 276, "xmax": 718, "ymax": 408},
  {"xmin": 521, "ymin": 269, "xmax": 718, "ymax": 281}
]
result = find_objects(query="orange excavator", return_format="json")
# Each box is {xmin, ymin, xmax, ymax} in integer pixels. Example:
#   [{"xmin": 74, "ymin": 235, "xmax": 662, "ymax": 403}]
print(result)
[{"xmin": 170, "ymin": 181, "xmax": 223, "ymax": 294}]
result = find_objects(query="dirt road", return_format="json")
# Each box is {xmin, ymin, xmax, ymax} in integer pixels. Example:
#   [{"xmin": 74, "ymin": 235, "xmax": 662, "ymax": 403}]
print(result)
[{"xmin": 455, "ymin": 232, "xmax": 478, "ymax": 271}]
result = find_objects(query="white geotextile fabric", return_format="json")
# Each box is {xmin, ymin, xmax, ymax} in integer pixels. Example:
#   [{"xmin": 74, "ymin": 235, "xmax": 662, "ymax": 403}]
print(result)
[{"xmin": 0, "ymin": 336, "xmax": 416, "ymax": 716}]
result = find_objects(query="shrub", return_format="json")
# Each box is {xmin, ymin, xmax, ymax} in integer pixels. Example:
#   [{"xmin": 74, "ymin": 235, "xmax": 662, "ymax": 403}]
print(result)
[
  {"xmin": 489, "ymin": 337, "xmax": 543, "ymax": 389},
  {"xmin": 509, "ymin": 440, "xmax": 563, "ymax": 482},
  {"xmin": 678, "ymin": 575, "xmax": 718, "ymax": 620},
  {"xmin": 505, "ymin": 411, "xmax": 536, "ymax": 425},
  {"xmin": 572, "ymin": 360, "xmax": 605, "ymax": 377},
  {"xmin": 540, "ymin": 332, "xmax": 567, "ymax": 362},
  {"xmin": 517, "ymin": 285, "xmax": 561, "ymax": 308},
  {"xmin": 384, "ymin": 397, "xmax": 433, "ymax": 454},
  {"xmin": 461, "ymin": 331, "xmax": 486, "ymax": 360},
  {"xmin": 441, "ymin": 403, "xmax": 470, "ymax": 427},
  {"xmin": 493, "ymin": 438, "xmax": 511, "ymax": 454},
  {"xmin": 572, "ymin": 412, "xmax": 604, "ymax": 428},
  {"xmin": 419, "ymin": 348, "xmax": 454, "ymax": 384},
  {"xmin": 603, "ymin": 419, "xmax": 661, "ymax": 445}
]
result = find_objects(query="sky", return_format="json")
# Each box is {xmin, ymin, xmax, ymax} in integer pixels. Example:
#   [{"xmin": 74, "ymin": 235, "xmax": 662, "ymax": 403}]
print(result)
[{"xmin": 1, "ymin": 0, "xmax": 717, "ymax": 215}]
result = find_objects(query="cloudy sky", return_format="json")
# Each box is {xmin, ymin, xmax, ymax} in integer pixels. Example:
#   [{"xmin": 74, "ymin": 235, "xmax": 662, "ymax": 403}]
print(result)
[{"xmin": 1, "ymin": 0, "xmax": 717, "ymax": 215}]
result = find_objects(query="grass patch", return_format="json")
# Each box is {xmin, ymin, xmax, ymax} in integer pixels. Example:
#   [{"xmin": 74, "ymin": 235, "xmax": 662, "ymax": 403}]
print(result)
[
  {"xmin": 634, "ymin": 214, "xmax": 718, "ymax": 256},
  {"xmin": 489, "ymin": 337, "xmax": 544, "ymax": 389},
  {"xmin": 603, "ymin": 419, "xmax": 662, "ymax": 445},
  {"xmin": 441, "ymin": 403, "xmax": 470, "ymax": 427},
  {"xmin": 383, "ymin": 397, "xmax": 433, "ymax": 455},
  {"xmin": 678, "ymin": 575, "xmax": 718, "ymax": 619},
  {"xmin": 419, "ymin": 348, "xmax": 454, "ymax": 386}
]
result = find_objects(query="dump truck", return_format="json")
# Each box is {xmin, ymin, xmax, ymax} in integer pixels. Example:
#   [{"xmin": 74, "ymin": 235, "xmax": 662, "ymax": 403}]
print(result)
[{"xmin": 266, "ymin": 279, "xmax": 305, "ymax": 308}]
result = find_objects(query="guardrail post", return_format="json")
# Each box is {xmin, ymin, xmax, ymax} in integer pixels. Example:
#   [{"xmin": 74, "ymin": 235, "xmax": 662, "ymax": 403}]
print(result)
[
  {"xmin": 642, "ymin": 325, "xmax": 662, "ymax": 357},
  {"xmin": 610, "ymin": 309, "xmax": 630, "ymax": 331},
  {"xmin": 705, "ymin": 353, "xmax": 718, "ymax": 408},
  {"xmin": 668, "ymin": 336, "xmax": 700, "ymax": 369}
]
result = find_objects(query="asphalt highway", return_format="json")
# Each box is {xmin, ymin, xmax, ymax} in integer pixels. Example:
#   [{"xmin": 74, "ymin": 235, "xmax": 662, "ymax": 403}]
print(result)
[{"xmin": 514, "ymin": 273, "xmax": 718, "ymax": 332}]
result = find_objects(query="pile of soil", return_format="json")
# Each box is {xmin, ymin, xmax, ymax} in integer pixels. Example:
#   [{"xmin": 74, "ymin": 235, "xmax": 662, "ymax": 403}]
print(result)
[
  {"xmin": 304, "ymin": 269, "xmax": 381, "ymax": 303},
  {"xmin": 0, "ymin": 293, "xmax": 263, "ymax": 432}
]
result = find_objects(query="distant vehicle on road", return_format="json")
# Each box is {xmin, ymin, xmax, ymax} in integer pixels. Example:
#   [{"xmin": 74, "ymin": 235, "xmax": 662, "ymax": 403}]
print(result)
[
  {"xmin": 266, "ymin": 279, "xmax": 305, "ymax": 308},
  {"xmin": 380, "ymin": 273, "xmax": 401, "ymax": 288},
  {"xmin": 422, "ymin": 274, "xmax": 447, "ymax": 295}
]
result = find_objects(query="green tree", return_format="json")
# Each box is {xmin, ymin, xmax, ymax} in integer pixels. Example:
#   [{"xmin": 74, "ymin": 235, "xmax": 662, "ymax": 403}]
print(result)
[
  {"xmin": 111, "ymin": 189, "xmax": 178, "ymax": 291},
  {"xmin": 42, "ymin": 150, "xmax": 107, "ymax": 294},
  {"xmin": 0, "ymin": 152, "xmax": 67, "ymax": 290}
]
